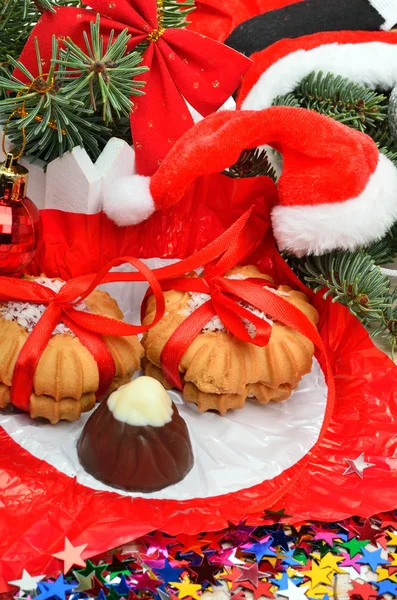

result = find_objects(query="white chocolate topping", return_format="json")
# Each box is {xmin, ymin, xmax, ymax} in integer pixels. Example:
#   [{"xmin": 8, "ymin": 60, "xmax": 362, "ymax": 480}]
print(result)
[{"xmin": 107, "ymin": 376, "xmax": 173, "ymax": 427}]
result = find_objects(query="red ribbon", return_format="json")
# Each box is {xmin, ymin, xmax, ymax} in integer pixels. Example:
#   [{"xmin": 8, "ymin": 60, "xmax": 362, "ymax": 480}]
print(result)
[
  {"xmin": 17, "ymin": 0, "xmax": 251, "ymax": 176},
  {"xmin": 2, "ymin": 208, "xmax": 330, "ymax": 414},
  {"xmin": 141, "ymin": 207, "xmax": 326, "ymax": 390},
  {"xmin": 1, "ymin": 257, "xmax": 165, "ymax": 412}
]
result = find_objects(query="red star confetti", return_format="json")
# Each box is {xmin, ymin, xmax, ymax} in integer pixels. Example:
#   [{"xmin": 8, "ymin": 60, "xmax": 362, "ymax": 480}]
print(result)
[
  {"xmin": 235, "ymin": 563, "xmax": 263, "ymax": 588},
  {"xmin": 176, "ymin": 534, "xmax": 212, "ymax": 556},
  {"xmin": 348, "ymin": 579, "xmax": 378, "ymax": 600},
  {"xmin": 143, "ymin": 531, "xmax": 177, "ymax": 558},
  {"xmin": 200, "ymin": 531, "xmax": 225, "ymax": 552},
  {"xmin": 52, "ymin": 537, "xmax": 87, "ymax": 574},
  {"xmin": 262, "ymin": 509, "xmax": 293, "ymax": 523},
  {"xmin": 351, "ymin": 519, "xmax": 382, "ymax": 544},
  {"xmin": 129, "ymin": 571, "xmax": 162, "ymax": 593}
]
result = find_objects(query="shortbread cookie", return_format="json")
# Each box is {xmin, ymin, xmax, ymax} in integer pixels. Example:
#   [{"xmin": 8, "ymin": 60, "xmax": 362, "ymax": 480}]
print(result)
[
  {"xmin": 0, "ymin": 277, "xmax": 144, "ymax": 423},
  {"xmin": 142, "ymin": 266, "xmax": 319, "ymax": 414}
]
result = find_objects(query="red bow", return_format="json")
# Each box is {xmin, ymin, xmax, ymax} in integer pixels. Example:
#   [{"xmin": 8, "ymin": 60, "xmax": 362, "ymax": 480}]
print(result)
[
  {"xmin": 1, "ymin": 257, "xmax": 165, "ymax": 412},
  {"xmin": 142, "ymin": 208, "xmax": 324, "ymax": 389},
  {"xmin": 17, "ymin": 0, "xmax": 251, "ymax": 175}
]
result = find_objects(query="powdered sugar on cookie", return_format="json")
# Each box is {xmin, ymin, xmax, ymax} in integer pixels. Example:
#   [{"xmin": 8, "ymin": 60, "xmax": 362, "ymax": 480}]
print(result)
[
  {"xmin": 0, "ymin": 277, "xmax": 88, "ymax": 335},
  {"xmin": 179, "ymin": 274, "xmax": 289, "ymax": 338}
]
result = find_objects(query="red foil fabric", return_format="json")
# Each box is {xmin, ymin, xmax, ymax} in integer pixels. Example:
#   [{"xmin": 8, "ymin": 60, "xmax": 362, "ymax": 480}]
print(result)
[{"xmin": 0, "ymin": 175, "xmax": 396, "ymax": 590}]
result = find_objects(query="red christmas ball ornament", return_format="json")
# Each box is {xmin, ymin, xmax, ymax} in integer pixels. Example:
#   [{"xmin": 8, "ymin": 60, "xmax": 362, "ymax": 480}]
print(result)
[{"xmin": 0, "ymin": 153, "xmax": 41, "ymax": 275}]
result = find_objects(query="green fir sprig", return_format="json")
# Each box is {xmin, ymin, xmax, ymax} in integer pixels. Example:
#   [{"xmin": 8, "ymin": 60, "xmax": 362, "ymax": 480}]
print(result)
[
  {"xmin": 0, "ymin": 37, "xmax": 109, "ymax": 162},
  {"xmin": 0, "ymin": 1, "xmax": 82, "ymax": 66},
  {"xmin": 54, "ymin": 14, "xmax": 148, "ymax": 123},
  {"xmin": 161, "ymin": 0, "xmax": 196, "ymax": 29},
  {"xmin": 273, "ymin": 71, "xmax": 389, "ymax": 132},
  {"xmin": 287, "ymin": 251, "xmax": 392, "ymax": 326}
]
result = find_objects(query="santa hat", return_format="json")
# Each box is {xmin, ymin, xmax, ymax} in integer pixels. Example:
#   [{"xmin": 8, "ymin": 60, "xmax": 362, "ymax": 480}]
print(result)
[
  {"xmin": 226, "ymin": 0, "xmax": 397, "ymax": 57},
  {"xmin": 237, "ymin": 30, "xmax": 397, "ymax": 111},
  {"xmin": 103, "ymin": 106, "xmax": 397, "ymax": 256}
]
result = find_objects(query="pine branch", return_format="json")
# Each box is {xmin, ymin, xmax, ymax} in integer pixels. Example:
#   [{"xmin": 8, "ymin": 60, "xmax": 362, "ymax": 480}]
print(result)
[
  {"xmin": 273, "ymin": 71, "xmax": 388, "ymax": 133},
  {"xmin": 372, "ymin": 288, "xmax": 397, "ymax": 358},
  {"xmin": 223, "ymin": 148, "xmax": 277, "ymax": 180},
  {"xmin": 135, "ymin": 0, "xmax": 195, "ymax": 53},
  {"xmin": 0, "ymin": 1, "xmax": 82, "ymax": 65},
  {"xmin": 161, "ymin": 0, "xmax": 196, "ymax": 29},
  {"xmin": 0, "ymin": 36, "xmax": 109, "ymax": 163},
  {"xmin": 287, "ymin": 251, "xmax": 391, "ymax": 325},
  {"xmin": 54, "ymin": 14, "xmax": 148, "ymax": 123}
]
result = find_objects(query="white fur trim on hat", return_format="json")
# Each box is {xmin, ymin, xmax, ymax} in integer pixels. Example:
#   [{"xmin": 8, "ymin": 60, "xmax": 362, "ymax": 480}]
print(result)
[
  {"xmin": 242, "ymin": 42, "xmax": 397, "ymax": 111},
  {"xmin": 271, "ymin": 153, "xmax": 397, "ymax": 255},
  {"xmin": 102, "ymin": 175, "xmax": 154, "ymax": 226},
  {"xmin": 369, "ymin": 0, "xmax": 397, "ymax": 30}
]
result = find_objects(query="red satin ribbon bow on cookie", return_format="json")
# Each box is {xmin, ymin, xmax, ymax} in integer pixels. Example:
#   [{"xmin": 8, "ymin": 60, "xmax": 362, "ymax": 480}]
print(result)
[
  {"xmin": 17, "ymin": 0, "xmax": 251, "ymax": 175},
  {"xmin": 140, "ymin": 208, "xmax": 325, "ymax": 389},
  {"xmin": 0, "ymin": 257, "xmax": 165, "ymax": 412}
]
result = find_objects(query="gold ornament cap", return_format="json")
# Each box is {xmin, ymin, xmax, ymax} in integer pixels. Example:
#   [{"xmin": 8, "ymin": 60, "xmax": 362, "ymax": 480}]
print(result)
[{"xmin": 0, "ymin": 153, "xmax": 29, "ymax": 202}]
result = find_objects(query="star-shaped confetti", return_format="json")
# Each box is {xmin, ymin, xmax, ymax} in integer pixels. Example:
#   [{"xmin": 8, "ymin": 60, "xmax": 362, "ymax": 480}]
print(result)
[
  {"xmin": 52, "ymin": 537, "xmax": 87, "ymax": 574},
  {"xmin": 26, "ymin": 512, "xmax": 397, "ymax": 600},
  {"xmin": 311, "ymin": 527, "xmax": 341, "ymax": 546},
  {"xmin": 280, "ymin": 549, "xmax": 302, "ymax": 567},
  {"xmin": 9, "ymin": 570, "xmax": 45, "ymax": 594},
  {"xmin": 224, "ymin": 520, "xmax": 256, "ymax": 546},
  {"xmin": 129, "ymin": 571, "xmax": 162, "ymax": 593},
  {"xmin": 221, "ymin": 567, "xmax": 274, "ymax": 599},
  {"xmin": 72, "ymin": 569, "xmax": 95, "ymax": 592},
  {"xmin": 107, "ymin": 554, "xmax": 135, "ymax": 579},
  {"xmin": 262, "ymin": 509, "xmax": 293, "ymax": 523},
  {"xmin": 386, "ymin": 530, "xmax": 397, "ymax": 546},
  {"xmin": 373, "ymin": 579, "xmax": 397, "ymax": 595},
  {"xmin": 338, "ymin": 551, "xmax": 362, "ymax": 574},
  {"xmin": 318, "ymin": 552, "xmax": 345, "ymax": 574},
  {"xmin": 348, "ymin": 579, "xmax": 378, "ymax": 600},
  {"xmin": 357, "ymin": 546, "xmax": 389, "ymax": 571},
  {"xmin": 36, "ymin": 575, "xmax": 75, "ymax": 600},
  {"xmin": 242, "ymin": 538, "xmax": 277, "ymax": 563},
  {"xmin": 338, "ymin": 537, "xmax": 369, "ymax": 558},
  {"xmin": 176, "ymin": 534, "xmax": 212, "ymax": 557},
  {"xmin": 265, "ymin": 528, "xmax": 295, "ymax": 551},
  {"xmin": 154, "ymin": 558, "xmax": 186, "ymax": 587},
  {"xmin": 351, "ymin": 519, "xmax": 382, "ymax": 544},
  {"xmin": 302, "ymin": 559, "xmax": 333, "ymax": 590},
  {"xmin": 376, "ymin": 566, "xmax": 397, "ymax": 582},
  {"xmin": 343, "ymin": 453, "xmax": 375, "ymax": 479},
  {"xmin": 210, "ymin": 548, "xmax": 244, "ymax": 566},
  {"xmin": 189, "ymin": 554, "xmax": 222, "ymax": 587},
  {"xmin": 76, "ymin": 559, "xmax": 108, "ymax": 583},
  {"xmin": 235, "ymin": 563, "xmax": 263, "ymax": 588},
  {"xmin": 144, "ymin": 531, "xmax": 178, "ymax": 558},
  {"xmin": 171, "ymin": 575, "xmax": 202, "ymax": 600}
]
